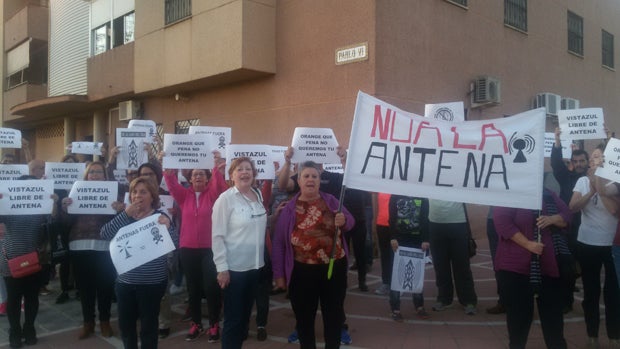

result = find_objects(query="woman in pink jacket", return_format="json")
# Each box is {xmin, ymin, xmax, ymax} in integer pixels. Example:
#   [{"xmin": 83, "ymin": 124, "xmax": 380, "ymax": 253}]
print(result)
[{"xmin": 163, "ymin": 153, "xmax": 228, "ymax": 342}]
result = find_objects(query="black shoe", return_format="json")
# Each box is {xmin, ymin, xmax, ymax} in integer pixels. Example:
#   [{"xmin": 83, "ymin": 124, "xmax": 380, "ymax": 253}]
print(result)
[
  {"xmin": 158, "ymin": 328, "xmax": 170, "ymax": 339},
  {"xmin": 486, "ymin": 303, "xmax": 506, "ymax": 314},
  {"xmin": 56, "ymin": 292, "xmax": 70, "ymax": 304},
  {"xmin": 349, "ymin": 264, "xmax": 358, "ymax": 270},
  {"xmin": 23, "ymin": 337, "xmax": 37, "ymax": 346},
  {"xmin": 359, "ymin": 283, "xmax": 369, "ymax": 292},
  {"xmin": 257, "ymin": 327, "xmax": 267, "ymax": 341}
]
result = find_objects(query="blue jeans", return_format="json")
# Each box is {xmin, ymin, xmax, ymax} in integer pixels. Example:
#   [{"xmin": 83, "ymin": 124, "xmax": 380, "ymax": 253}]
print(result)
[
  {"xmin": 115, "ymin": 281, "xmax": 166, "ymax": 349},
  {"xmin": 222, "ymin": 270, "xmax": 259, "ymax": 349}
]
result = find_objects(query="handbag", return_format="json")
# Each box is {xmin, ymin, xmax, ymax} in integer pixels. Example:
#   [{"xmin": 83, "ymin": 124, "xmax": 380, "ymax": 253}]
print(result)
[{"xmin": 6, "ymin": 251, "xmax": 42, "ymax": 278}]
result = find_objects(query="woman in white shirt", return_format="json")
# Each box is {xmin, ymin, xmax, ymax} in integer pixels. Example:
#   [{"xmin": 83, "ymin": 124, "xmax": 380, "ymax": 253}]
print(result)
[
  {"xmin": 212, "ymin": 157, "xmax": 267, "ymax": 349},
  {"xmin": 569, "ymin": 145, "xmax": 620, "ymax": 348}
]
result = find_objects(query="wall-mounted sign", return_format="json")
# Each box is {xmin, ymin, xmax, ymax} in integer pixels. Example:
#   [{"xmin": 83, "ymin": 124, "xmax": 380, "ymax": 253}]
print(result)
[{"xmin": 335, "ymin": 42, "xmax": 368, "ymax": 65}]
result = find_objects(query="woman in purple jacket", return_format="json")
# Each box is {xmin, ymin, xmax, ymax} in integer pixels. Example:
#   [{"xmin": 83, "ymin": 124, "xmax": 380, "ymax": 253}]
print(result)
[
  {"xmin": 493, "ymin": 188, "xmax": 571, "ymax": 349},
  {"xmin": 272, "ymin": 161, "xmax": 354, "ymax": 349}
]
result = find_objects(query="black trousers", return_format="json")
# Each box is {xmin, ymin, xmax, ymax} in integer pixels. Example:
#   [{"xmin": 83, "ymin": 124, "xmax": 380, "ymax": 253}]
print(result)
[
  {"xmin": 72, "ymin": 250, "xmax": 116, "ymax": 323},
  {"xmin": 376, "ymin": 225, "xmax": 392, "ymax": 285},
  {"xmin": 180, "ymin": 247, "xmax": 221, "ymax": 326},
  {"xmin": 289, "ymin": 258, "xmax": 347, "ymax": 349},
  {"xmin": 4, "ymin": 271, "xmax": 43, "ymax": 343},
  {"xmin": 345, "ymin": 220, "xmax": 367, "ymax": 286},
  {"xmin": 498, "ymin": 270, "xmax": 567, "ymax": 349}
]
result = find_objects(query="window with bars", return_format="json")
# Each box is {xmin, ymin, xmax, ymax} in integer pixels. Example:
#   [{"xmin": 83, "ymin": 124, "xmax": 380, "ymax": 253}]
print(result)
[
  {"xmin": 602, "ymin": 30, "xmax": 614, "ymax": 69},
  {"xmin": 165, "ymin": 0, "xmax": 191, "ymax": 25},
  {"xmin": 149, "ymin": 123, "xmax": 165, "ymax": 158},
  {"xmin": 504, "ymin": 0, "xmax": 527, "ymax": 32},
  {"xmin": 175, "ymin": 119, "xmax": 200, "ymax": 134},
  {"xmin": 568, "ymin": 11, "xmax": 584, "ymax": 56}
]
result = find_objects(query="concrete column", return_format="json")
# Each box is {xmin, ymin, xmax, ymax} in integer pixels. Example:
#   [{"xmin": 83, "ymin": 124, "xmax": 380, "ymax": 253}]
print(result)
[
  {"xmin": 64, "ymin": 117, "xmax": 75, "ymax": 155},
  {"xmin": 93, "ymin": 110, "xmax": 106, "ymax": 161}
]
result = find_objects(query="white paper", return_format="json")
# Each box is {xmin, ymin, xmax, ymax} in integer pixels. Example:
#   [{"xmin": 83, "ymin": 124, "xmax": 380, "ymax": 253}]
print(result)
[
  {"xmin": 291, "ymin": 127, "xmax": 340, "ymax": 164},
  {"xmin": 0, "ymin": 179, "xmax": 54, "ymax": 215},
  {"xmin": 0, "ymin": 128, "xmax": 22, "ymax": 148},
  {"xmin": 162, "ymin": 133, "xmax": 214, "ymax": 169},
  {"xmin": 116, "ymin": 128, "xmax": 149, "ymax": 170},
  {"xmin": 390, "ymin": 246, "xmax": 426, "ymax": 294},
  {"xmin": 188, "ymin": 126, "xmax": 231, "ymax": 152},
  {"xmin": 45, "ymin": 162, "xmax": 86, "ymax": 190},
  {"xmin": 557, "ymin": 108, "xmax": 606, "ymax": 141},
  {"xmin": 67, "ymin": 181, "xmax": 118, "ymax": 215},
  {"xmin": 225, "ymin": 144, "xmax": 276, "ymax": 180},
  {"xmin": 71, "ymin": 142, "xmax": 103, "ymax": 156},
  {"xmin": 424, "ymin": 101, "xmax": 465, "ymax": 122},
  {"xmin": 0, "ymin": 164, "xmax": 29, "ymax": 181}
]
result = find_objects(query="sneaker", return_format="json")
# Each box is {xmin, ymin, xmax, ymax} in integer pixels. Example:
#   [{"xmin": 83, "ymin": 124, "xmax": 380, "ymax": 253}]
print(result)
[
  {"xmin": 257, "ymin": 327, "xmax": 267, "ymax": 341},
  {"xmin": 464, "ymin": 304, "xmax": 477, "ymax": 315},
  {"xmin": 486, "ymin": 303, "xmax": 506, "ymax": 314},
  {"xmin": 0, "ymin": 302, "xmax": 6, "ymax": 316},
  {"xmin": 340, "ymin": 327, "xmax": 352, "ymax": 345},
  {"xmin": 432, "ymin": 302, "xmax": 453, "ymax": 311},
  {"xmin": 416, "ymin": 307, "xmax": 430, "ymax": 319},
  {"xmin": 391, "ymin": 310, "xmax": 404, "ymax": 322},
  {"xmin": 207, "ymin": 324, "xmax": 220, "ymax": 343},
  {"xmin": 185, "ymin": 322, "xmax": 204, "ymax": 342},
  {"xmin": 55, "ymin": 292, "xmax": 70, "ymax": 304},
  {"xmin": 374, "ymin": 284, "xmax": 390, "ymax": 295},
  {"xmin": 287, "ymin": 330, "xmax": 299, "ymax": 343}
]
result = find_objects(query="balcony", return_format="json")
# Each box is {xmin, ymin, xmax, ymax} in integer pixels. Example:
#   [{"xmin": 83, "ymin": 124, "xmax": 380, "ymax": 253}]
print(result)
[
  {"xmin": 4, "ymin": 4, "xmax": 48, "ymax": 51},
  {"xmin": 3, "ymin": 83, "xmax": 47, "ymax": 122},
  {"xmin": 87, "ymin": 42, "xmax": 135, "ymax": 102}
]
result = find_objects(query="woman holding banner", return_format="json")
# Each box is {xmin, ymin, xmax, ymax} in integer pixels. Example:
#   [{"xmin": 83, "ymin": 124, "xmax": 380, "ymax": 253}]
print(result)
[
  {"xmin": 272, "ymin": 161, "xmax": 354, "ymax": 349},
  {"xmin": 212, "ymin": 157, "xmax": 267, "ymax": 349},
  {"xmin": 61, "ymin": 161, "xmax": 123, "ymax": 340},
  {"xmin": 163, "ymin": 151, "xmax": 228, "ymax": 342},
  {"xmin": 100, "ymin": 177, "xmax": 177, "ymax": 349}
]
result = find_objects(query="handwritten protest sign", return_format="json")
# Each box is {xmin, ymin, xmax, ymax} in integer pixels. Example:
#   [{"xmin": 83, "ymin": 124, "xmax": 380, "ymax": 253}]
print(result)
[
  {"xmin": 424, "ymin": 101, "xmax": 465, "ymax": 122},
  {"xmin": 390, "ymin": 246, "xmax": 426, "ymax": 293},
  {"xmin": 0, "ymin": 128, "xmax": 22, "ymax": 148},
  {"xmin": 343, "ymin": 91, "xmax": 545, "ymax": 210},
  {"xmin": 291, "ymin": 127, "xmax": 340, "ymax": 164},
  {"xmin": 0, "ymin": 164, "xmax": 28, "ymax": 181},
  {"xmin": 128, "ymin": 120, "xmax": 158, "ymax": 143},
  {"xmin": 188, "ymin": 126, "xmax": 231, "ymax": 152},
  {"xmin": 109, "ymin": 214, "xmax": 175, "ymax": 275},
  {"xmin": 45, "ymin": 162, "xmax": 86, "ymax": 190},
  {"xmin": 162, "ymin": 134, "xmax": 214, "ymax": 169},
  {"xmin": 0, "ymin": 179, "xmax": 54, "ymax": 215},
  {"xmin": 595, "ymin": 137, "xmax": 620, "ymax": 182},
  {"xmin": 226, "ymin": 144, "xmax": 275, "ymax": 180},
  {"xmin": 67, "ymin": 181, "xmax": 118, "ymax": 215},
  {"xmin": 544, "ymin": 133, "xmax": 572, "ymax": 159},
  {"xmin": 116, "ymin": 128, "xmax": 149, "ymax": 170},
  {"xmin": 558, "ymin": 108, "xmax": 606, "ymax": 141},
  {"xmin": 71, "ymin": 142, "xmax": 103, "ymax": 156}
]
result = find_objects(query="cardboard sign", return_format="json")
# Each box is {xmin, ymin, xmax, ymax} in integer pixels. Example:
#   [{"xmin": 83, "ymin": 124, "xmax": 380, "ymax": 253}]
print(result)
[
  {"xmin": 67, "ymin": 181, "xmax": 118, "ymax": 215},
  {"xmin": 0, "ymin": 128, "xmax": 22, "ymax": 148},
  {"xmin": 543, "ymin": 133, "xmax": 572, "ymax": 159},
  {"xmin": 116, "ymin": 128, "xmax": 149, "ymax": 170},
  {"xmin": 558, "ymin": 108, "xmax": 606, "ymax": 141},
  {"xmin": 226, "ymin": 144, "xmax": 276, "ymax": 180},
  {"xmin": 188, "ymin": 126, "xmax": 231, "ymax": 152},
  {"xmin": 0, "ymin": 164, "xmax": 29, "ymax": 181},
  {"xmin": 45, "ymin": 162, "xmax": 86, "ymax": 190},
  {"xmin": 109, "ymin": 214, "xmax": 175, "ymax": 275},
  {"xmin": 390, "ymin": 246, "xmax": 426, "ymax": 293},
  {"xmin": 424, "ymin": 101, "xmax": 465, "ymax": 122},
  {"xmin": 71, "ymin": 142, "xmax": 103, "ymax": 156},
  {"xmin": 162, "ymin": 134, "xmax": 214, "ymax": 169},
  {"xmin": 0, "ymin": 179, "xmax": 54, "ymax": 215},
  {"xmin": 291, "ymin": 127, "xmax": 340, "ymax": 164}
]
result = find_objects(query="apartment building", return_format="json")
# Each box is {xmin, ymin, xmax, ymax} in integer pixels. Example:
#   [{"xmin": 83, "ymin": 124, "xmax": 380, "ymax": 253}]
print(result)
[{"xmin": 2, "ymin": 0, "xmax": 619, "ymax": 161}]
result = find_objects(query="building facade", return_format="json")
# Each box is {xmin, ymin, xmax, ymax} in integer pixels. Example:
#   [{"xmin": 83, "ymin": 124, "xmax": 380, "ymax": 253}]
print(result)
[{"xmin": 2, "ymin": 0, "xmax": 619, "ymax": 162}]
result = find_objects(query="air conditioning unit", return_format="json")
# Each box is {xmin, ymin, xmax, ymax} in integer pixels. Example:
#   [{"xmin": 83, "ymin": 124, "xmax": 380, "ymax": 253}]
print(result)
[
  {"xmin": 118, "ymin": 100, "xmax": 139, "ymax": 121},
  {"xmin": 533, "ymin": 93, "xmax": 561, "ymax": 116},
  {"xmin": 471, "ymin": 76, "xmax": 501, "ymax": 107},
  {"xmin": 561, "ymin": 97, "xmax": 580, "ymax": 110}
]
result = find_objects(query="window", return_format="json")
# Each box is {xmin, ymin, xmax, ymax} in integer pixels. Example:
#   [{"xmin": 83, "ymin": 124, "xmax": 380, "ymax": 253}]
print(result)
[
  {"xmin": 165, "ymin": 0, "xmax": 191, "ymax": 25},
  {"xmin": 568, "ymin": 11, "xmax": 583, "ymax": 56},
  {"xmin": 504, "ymin": 0, "xmax": 527, "ymax": 32},
  {"xmin": 112, "ymin": 12, "xmax": 135, "ymax": 48},
  {"xmin": 93, "ymin": 24, "xmax": 110, "ymax": 56},
  {"xmin": 445, "ymin": 0, "xmax": 467, "ymax": 7},
  {"xmin": 175, "ymin": 119, "xmax": 200, "ymax": 134},
  {"xmin": 602, "ymin": 30, "xmax": 614, "ymax": 68},
  {"xmin": 5, "ymin": 42, "xmax": 48, "ymax": 90}
]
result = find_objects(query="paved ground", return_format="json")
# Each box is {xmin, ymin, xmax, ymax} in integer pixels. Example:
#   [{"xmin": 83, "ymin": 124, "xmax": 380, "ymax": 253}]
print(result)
[{"xmin": 0, "ymin": 237, "xmax": 608, "ymax": 348}]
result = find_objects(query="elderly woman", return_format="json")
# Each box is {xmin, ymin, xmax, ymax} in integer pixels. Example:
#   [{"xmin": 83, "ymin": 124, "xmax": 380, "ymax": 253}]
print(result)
[
  {"xmin": 163, "ymin": 152, "xmax": 228, "ymax": 342},
  {"xmin": 62, "ymin": 161, "xmax": 123, "ymax": 340},
  {"xmin": 0, "ymin": 175, "xmax": 58, "ymax": 348},
  {"xmin": 272, "ymin": 161, "xmax": 354, "ymax": 349},
  {"xmin": 569, "ymin": 145, "xmax": 620, "ymax": 348},
  {"xmin": 212, "ymin": 157, "xmax": 267, "ymax": 349},
  {"xmin": 493, "ymin": 188, "xmax": 571, "ymax": 349},
  {"xmin": 100, "ymin": 177, "xmax": 177, "ymax": 349}
]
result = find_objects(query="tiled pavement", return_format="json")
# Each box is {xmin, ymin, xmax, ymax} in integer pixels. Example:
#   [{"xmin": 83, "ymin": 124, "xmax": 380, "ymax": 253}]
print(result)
[{"xmin": 0, "ymin": 237, "xmax": 607, "ymax": 348}]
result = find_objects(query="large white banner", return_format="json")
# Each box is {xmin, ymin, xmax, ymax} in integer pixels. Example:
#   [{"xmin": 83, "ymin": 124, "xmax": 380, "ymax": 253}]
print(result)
[
  {"xmin": 188, "ymin": 126, "xmax": 232, "ymax": 152},
  {"xmin": 390, "ymin": 246, "xmax": 426, "ymax": 294},
  {"xmin": 109, "ymin": 214, "xmax": 175, "ymax": 275},
  {"xmin": 558, "ymin": 108, "xmax": 606, "ymax": 141},
  {"xmin": 226, "ymin": 144, "xmax": 275, "ymax": 180},
  {"xmin": 291, "ymin": 127, "xmax": 340, "ymax": 164},
  {"xmin": 67, "ymin": 181, "xmax": 118, "ymax": 215},
  {"xmin": 595, "ymin": 137, "xmax": 620, "ymax": 182},
  {"xmin": 0, "ymin": 128, "xmax": 22, "ymax": 148},
  {"xmin": 45, "ymin": 162, "xmax": 86, "ymax": 190},
  {"xmin": 116, "ymin": 128, "xmax": 149, "ymax": 170},
  {"xmin": 0, "ymin": 179, "xmax": 54, "ymax": 215},
  {"xmin": 343, "ymin": 92, "xmax": 545, "ymax": 210},
  {"xmin": 0, "ymin": 164, "xmax": 29, "ymax": 181},
  {"xmin": 162, "ymin": 134, "xmax": 214, "ymax": 169}
]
